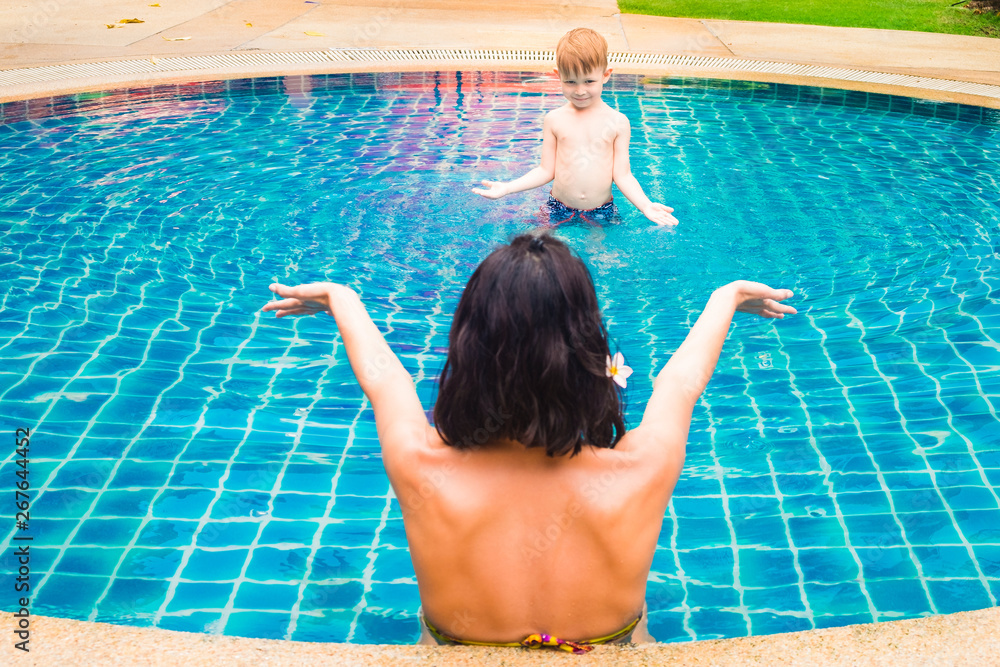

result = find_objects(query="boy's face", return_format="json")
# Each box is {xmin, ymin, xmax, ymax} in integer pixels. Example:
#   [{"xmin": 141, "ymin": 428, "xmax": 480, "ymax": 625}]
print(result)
[{"xmin": 556, "ymin": 66, "xmax": 612, "ymax": 109}]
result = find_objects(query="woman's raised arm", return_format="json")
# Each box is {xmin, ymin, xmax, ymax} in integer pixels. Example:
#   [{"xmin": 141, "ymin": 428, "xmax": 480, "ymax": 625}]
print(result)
[
  {"xmin": 263, "ymin": 282, "xmax": 431, "ymax": 461},
  {"xmin": 624, "ymin": 281, "xmax": 796, "ymax": 464}
]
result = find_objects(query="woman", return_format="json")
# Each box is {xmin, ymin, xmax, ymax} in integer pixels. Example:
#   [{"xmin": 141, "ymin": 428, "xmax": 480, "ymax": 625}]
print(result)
[{"xmin": 263, "ymin": 233, "xmax": 796, "ymax": 653}]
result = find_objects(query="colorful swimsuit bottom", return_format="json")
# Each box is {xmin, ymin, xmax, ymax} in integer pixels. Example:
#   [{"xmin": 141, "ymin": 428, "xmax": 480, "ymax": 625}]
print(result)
[
  {"xmin": 419, "ymin": 609, "xmax": 642, "ymax": 654},
  {"xmin": 543, "ymin": 195, "xmax": 621, "ymax": 227}
]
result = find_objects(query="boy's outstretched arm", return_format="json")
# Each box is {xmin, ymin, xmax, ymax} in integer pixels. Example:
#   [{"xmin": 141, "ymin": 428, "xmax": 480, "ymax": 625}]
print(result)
[
  {"xmin": 612, "ymin": 116, "xmax": 679, "ymax": 226},
  {"xmin": 262, "ymin": 283, "xmax": 430, "ymax": 466},
  {"xmin": 473, "ymin": 113, "xmax": 557, "ymax": 199},
  {"xmin": 622, "ymin": 281, "xmax": 796, "ymax": 469}
]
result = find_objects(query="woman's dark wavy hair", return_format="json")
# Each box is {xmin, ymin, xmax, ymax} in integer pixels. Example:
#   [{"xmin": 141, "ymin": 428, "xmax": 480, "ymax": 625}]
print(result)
[{"xmin": 434, "ymin": 233, "xmax": 625, "ymax": 457}]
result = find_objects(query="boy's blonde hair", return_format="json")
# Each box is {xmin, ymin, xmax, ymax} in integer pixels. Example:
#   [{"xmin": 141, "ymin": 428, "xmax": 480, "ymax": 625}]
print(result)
[{"xmin": 555, "ymin": 28, "xmax": 608, "ymax": 76}]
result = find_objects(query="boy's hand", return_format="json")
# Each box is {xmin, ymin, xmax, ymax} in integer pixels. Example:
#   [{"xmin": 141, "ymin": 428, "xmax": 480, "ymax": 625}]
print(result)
[
  {"xmin": 643, "ymin": 203, "xmax": 679, "ymax": 226},
  {"xmin": 472, "ymin": 180, "xmax": 510, "ymax": 199}
]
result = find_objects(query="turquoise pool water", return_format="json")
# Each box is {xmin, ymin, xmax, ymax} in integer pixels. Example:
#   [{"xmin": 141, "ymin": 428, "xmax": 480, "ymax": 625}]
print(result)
[{"xmin": 1, "ymin": 72, "xmax": 998, "ymax": 643}]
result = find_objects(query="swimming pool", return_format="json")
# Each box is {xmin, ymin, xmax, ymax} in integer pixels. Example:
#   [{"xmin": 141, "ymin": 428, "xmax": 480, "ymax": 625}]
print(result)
[{"xmin": 0, "ymin": 71, "xmax": 998, "ymax": 643}]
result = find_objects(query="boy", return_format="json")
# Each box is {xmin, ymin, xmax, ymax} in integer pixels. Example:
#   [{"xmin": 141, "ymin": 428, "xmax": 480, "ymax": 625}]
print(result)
[{"xmin": 473, "ymin": 28, "xmax": 678, "ymax": 226}]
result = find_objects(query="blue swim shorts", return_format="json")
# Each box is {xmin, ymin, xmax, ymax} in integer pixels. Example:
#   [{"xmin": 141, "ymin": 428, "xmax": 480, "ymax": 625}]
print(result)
[{"xmin": 543, "ymin": 196, "xmax": 620, "ymax": 227}]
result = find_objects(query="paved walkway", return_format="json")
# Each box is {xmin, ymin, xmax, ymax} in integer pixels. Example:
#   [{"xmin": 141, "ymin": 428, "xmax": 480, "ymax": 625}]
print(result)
[{"xmin": 1, "ymin": 0, "xmax": 999, "ymax": 105}]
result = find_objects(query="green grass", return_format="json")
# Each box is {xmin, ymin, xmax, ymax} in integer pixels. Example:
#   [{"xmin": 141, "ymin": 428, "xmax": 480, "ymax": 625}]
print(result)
[{"xmin": 618, "ymin": 0, "xmax": 1000, "ymax": 37}]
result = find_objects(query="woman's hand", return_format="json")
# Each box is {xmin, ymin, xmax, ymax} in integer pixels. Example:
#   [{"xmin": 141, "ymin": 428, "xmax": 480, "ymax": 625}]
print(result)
[
  {"xmin": 262, "ymin": 282, "xmax": 348, "ymax": 318},
  {"xmin": 723, "ymin": 281, "xmax": 797, "ymax": 319}
]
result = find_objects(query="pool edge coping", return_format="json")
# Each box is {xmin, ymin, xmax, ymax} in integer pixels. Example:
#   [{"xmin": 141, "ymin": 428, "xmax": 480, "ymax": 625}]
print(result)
[
  {"xmin": 2, "ymin": 606, "xmax": 999, "ymax": 665},
  {"xmin": 1, "ymin": 49, "xmax": 999, "ymax": 109}
]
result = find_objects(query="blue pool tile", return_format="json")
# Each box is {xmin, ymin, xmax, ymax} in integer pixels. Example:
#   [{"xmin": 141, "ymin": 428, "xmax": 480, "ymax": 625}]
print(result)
[
  {"xmin": 813, "ymin": 612, "xmax": 873, "ymax": 629},
  {"xmin": 738, "ymin": 549, "xmax": 798, "ymax": 587},
  {"xmin": 732, "ymin": 515, "xmax": 790, "ymax": 549},
  {"xmin": 744, "ymin": 584, "xmax": 806, "ymax": 612},
  {"xmin": 671, "ymin": 496, "xmax": 726, "ymax": 518},
  {"xmin": 259, "ymin": 520, "xmax": 319, "ymax": 546},
  {"xmin": 647, "ymin": 610, "xmax": 692, "ymax": 643},
  {"xmin": 675, "ymin": 517, "xmax": 733, "ymax": 548},
  {"xmin": 829, "ymin": 473, "xmax": 881, "ymax": 494},
  {"xmin": 671, "ymin": 474, "xmax": 722, "ymax": 497},
  {"xmin": 290, "ymin": 609, "xmax": 356, "ymax": 642},
  {"xmin": 372, "ymin": 547, "xmax": 416, "ymax": 581},
  {"xmin": 300, "ymin": 581, "xmax": 365, "ymax": 611},
  {"xmin": 914, "ymin": 545, "xmax": 981, "ymax": 579},
  {"xmin": 798, "ymin": 547, "xmax": 860, "ymax": 583},
  {"xmin": 321, "ymin": 520, "xmax": 379, "ymax": 548},
  {"xmin": 843, "ymin": 514, "xmax": 905, "ymax": 548},
  {"xmin": 689, "ymin": 609, "xmax": 748, "ymax": 640},
  {"xmin": 940, "ymin": 485, "xmax": 999, "ymax": 511},
  {"xmin": 169, "ymin": 462, "xmax": 226, "ymax": 488},
  {"xmin": 54, "ymin": 547, "xmax": 124, "ymax": 577},
  {"xmin": 234, "ymin": 581, "xmax": 300, "ymax": 611},
  {"xmin": 867, "ymin": 579, "xmax": 932, "ymax": 616},
  {"xmin": 378, "ymin": 519, "xmax": 408, "ymax": 548},
  {"xmin": 210, "ymin": 491, "xmax": 271, "ymax": 520},
  {"xmin": 117, "ymin": 547, "xmax": 183, "ymax": 579},
  {"xmin": 56, "ymin": 437, "xmax": 121, "ymax": 460},
  {"xmin": 128, "ymin": 438, "xmax": 190, "ymax": 461},
  {"xmin": 749, "ymin": 612, "xmax": 811, "ymax": 635},
  {"xmin": 775, "ymin": 473, "xmax": 827, "ymax": 496},
  {"xmin": 353, "ymin": 609, "xmax": 411, "ymax": 643},
  {"xmin": 803, "ymin": 581, "xmax": 868, "ymax": 615},
  {"xmin": 271, "ymin": 493, "xmax": 330, "ymax": 520},
  {"xmin": 93, "ymin": 489, "xmax": 157, "ymax": 518},
  {"xmin": 34, "ymin": 574, "xmax": 105, "ymax": 617},
  {"xmin": 167, "ymin": 582, "xmax": 234, "ymax": 612},
  {"xmin": 686, "ymin": 583, "xmax": 741, "ymax": 610},
  {"xmin": 136, "ymin": 519, "xmax": 199, "ymax": 547},
  {"xmin": 882, "ymin": 472, "xmax": 935, "ymax": 490},
  {"xmin": 972, "ymin": 544, "xmax": 1000, "ymax": 574},
  {"xmin": 723, "ymin": 475, "xmax": 774, "ymax": 497},
  {"xmin": 835, "ymin": 490, "xmax": 892, "ymax": 515},
  {"xmin": 152, "ymin": 489, "xmax": 216, "ymax": 520},
  {"xmin": 781, "ymin": 493, "xmax": 836, "ymax": 518},
  {"xmin": 889, "ymin": 488, "xmax": 945, "ymax": 513},
  {"xmin": 727, "ymin": 494, "xmax": 781, "ymax": 517},
  {"xmin": 366, "ymin": 581, "xmax": 420, "ymax": 614},
  {"xmin": 158, "ymin": 611, "xmax": 223, "ymax": 634},
  {"xmin": 96, "ymin": 578, "xmax": 171, "ymax": 619},
  {"xmin": 856, "ymin": 547, "xmax": 918, "ymax": 579},
  {"xmin": 225, "ymin": 611, "xmax": 290, "ymax": 640},
  {"xmin": 280, "ymin": 463, "xmax": 336, "ymax": 494},
  {"xmin": 927, "ymin": 579, "xmax": 993, "ymax": 614},
  {"xmin": 75, "ymin": 518, "xmax": 143, "ymax": 546},
  {"xmin": 195, "ymin": 520, "xmax": 259, "ymax": 549},
  {"xmin": 34, "ymin": 488, "xmax": 98, "ymax": 519},
  {"xmin": 788, "ymin": 516, "xmax": 847, "ymax": 548},
  {"xmin": 678, "ymin": 547, "xmax": 735, "ymax": 586},
  {"xmin": 310, "ymin": 546, "xmax": 369, "ymax": 580},
  {"xmin": 109, "ymin": 461, "xmax": 173, "ymax": 488},
  {"xmin": 183, "ymin": 548, "xmax": 249, "ymax": 581},
  {"xmin": 898, "ymin": 511, "xmax": 962, "ymax": 545},
  {"xmin": 332, "ymin": 494, "xmax": 391, "ymax": 519},
  {"xmin": 224, "ymin": 463, "xmax": 281, "ymax": 491},
  {"xmin": 646, "ymin": 579, "xmax": 686, "ymax": 612},
  {"xmin": 52, "ymin": 459, "xmax": 115, "ymax": 489},
  {"xmin": 244, "ymin": 547, "xmax": 310, "ymax": 582}
]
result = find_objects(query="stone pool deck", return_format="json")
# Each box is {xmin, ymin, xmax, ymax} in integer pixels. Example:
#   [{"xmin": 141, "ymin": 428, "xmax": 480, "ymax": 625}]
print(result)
[
  {"xmin": 2, "ymin": 606, "xmax": 1000, "ymax": 665},
  {"xmin": 0, "ymin": 1, "xmax": 999, "ymax": 106},
  {"xmin": 1, "ymin": 0, "xmax": 999, "ymax": 664}
]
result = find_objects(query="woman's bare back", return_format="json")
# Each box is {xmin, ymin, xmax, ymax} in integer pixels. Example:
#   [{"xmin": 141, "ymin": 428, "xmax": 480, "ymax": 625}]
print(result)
[{"xmin": 390, "ymin": 430, "xmax": 677, "ymax": 642}]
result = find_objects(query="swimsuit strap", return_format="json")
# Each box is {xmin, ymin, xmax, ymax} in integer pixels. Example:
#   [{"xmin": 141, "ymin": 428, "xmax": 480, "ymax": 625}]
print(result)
[{"xmin": 423, "ymin": 614, "xmax": 641, "ymax": 655}]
